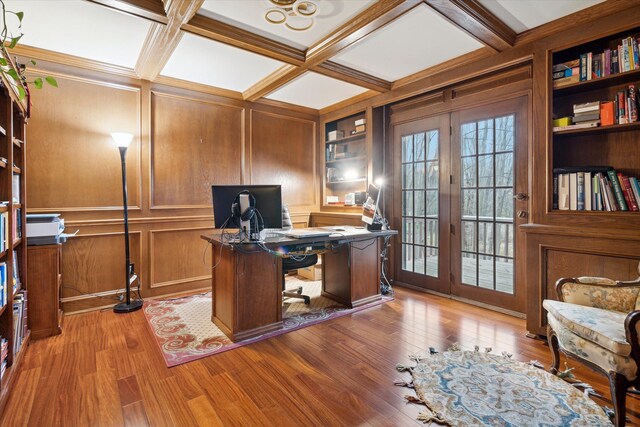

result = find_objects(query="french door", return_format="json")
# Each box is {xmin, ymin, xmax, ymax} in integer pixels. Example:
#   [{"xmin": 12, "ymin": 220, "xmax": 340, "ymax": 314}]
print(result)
[{"xmin": 393, "ymin": 97, "xmax": 527, "ymax": 313}]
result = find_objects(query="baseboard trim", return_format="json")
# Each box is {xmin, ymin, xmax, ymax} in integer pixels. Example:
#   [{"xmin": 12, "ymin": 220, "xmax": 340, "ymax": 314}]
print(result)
[{"xmin": 394, "ymin": 281, "xmax": 526, "ymax": 319}]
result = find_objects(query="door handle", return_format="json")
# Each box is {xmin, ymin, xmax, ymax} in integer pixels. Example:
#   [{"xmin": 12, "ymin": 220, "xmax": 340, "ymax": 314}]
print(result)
[
  {"xmin": 513, "ymin": 192, "xmax": 528, "ymax": 201},
  {"xmin": 517, "ymin": 210, "xmax": 527, "ymax": 218}
]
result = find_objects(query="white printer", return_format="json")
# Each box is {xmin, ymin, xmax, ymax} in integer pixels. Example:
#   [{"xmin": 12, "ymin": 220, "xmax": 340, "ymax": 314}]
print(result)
[{"xmin": 26, "ymin": 214, "xmax": 67, "ymax": 245}]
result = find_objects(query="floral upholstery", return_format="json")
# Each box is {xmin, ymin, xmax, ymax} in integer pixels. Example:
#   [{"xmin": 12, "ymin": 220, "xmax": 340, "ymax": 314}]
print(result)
[
  {"xmin": 560, "ymin": 279, "xmax": 639, "ymax": 313},
  {"xmin": 547, "ymin": 314, "xmax": 638, "ymax": 381},
  {"xmin": 544, "ymin": 300, "xmax": 631, "ymax": 356}
]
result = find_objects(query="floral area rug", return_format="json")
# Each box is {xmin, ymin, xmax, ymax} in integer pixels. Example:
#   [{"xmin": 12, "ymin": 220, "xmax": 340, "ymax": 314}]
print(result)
[
  {"xmin": 396, "ymin": 347, "xmax": 612, "ymax": 426},
  {"xmin": 144, "ymin": 276, "xmax": 391, "ymax": 367}
]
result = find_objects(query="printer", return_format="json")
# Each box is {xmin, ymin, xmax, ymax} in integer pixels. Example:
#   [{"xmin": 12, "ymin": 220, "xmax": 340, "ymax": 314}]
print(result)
[{"xmin": 26, "ymin": 214, "xmax": 68, "ymax": 245}]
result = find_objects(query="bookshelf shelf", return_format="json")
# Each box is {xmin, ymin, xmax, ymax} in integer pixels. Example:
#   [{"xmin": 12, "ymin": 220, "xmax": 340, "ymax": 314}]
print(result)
[
  {"xmin": 0, "ymin": 55, "xmax": 29, "ymax": 415},
  {"xmin": 326, "ymin": 155, "xmax": 367, "ymax": 165},
  {"xmin": 0, "ymin": 304, "xmax": 5, "ymax": 317},
  {"xmin": 326, "ymin": 132, "xmax": 366, "ymax": 145},
  {"xmin": 553, "ymin": 121, "xmax": 640, "ymax": 135},
  {"xmin": 554, "ymin": 68, "xmax": 640, "ymax": 94},
  {"xmin": 327, "ymin": 178, "xmax": 367, "ymax": 185},
  {"xmin": 322, "ymin": 111, "xmax": 370, "ymax": 209},
  {"xmin": 550, "ymin": 26, "xmax": 640, "ymax": 220}
]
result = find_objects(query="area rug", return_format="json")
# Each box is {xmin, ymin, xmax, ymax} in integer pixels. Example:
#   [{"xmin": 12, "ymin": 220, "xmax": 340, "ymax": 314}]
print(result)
[
  {"xmin": 144, "ymin": 276, "xmax": 391, "ymax": 367},
  {"xmin": 396, "ymin": 348, "xmax": 612, "ymax": 426}
]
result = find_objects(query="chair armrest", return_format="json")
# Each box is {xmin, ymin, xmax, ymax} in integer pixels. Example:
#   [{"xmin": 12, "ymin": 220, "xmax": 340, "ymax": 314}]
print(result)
[
  {"xmin": 625, "ymin": 310, "xmax": 640, "ymax": 363},
  {"xmin": 556, "ymin": 277, "xmax": 640, "ymax": 312}
]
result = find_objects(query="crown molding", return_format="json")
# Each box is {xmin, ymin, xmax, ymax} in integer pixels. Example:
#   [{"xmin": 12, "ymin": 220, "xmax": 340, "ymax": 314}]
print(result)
[
  {"xmin": 88, "ymin": 0, "xmax": 168, "ymax": 24},
  {"xmin": 318, "ymin": 90, "xmax": 379, "ymax": 116},
  {"xmin": 10, "ymin": 45, "xmax": 139, "ymax": 79}
]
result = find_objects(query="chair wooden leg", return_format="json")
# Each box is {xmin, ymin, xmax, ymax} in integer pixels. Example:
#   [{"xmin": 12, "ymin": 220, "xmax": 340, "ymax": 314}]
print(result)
[
  {"xmin": 547, "ymin": 326, "xmax": 560, "ymax": 375},
  {"xmin": 608, "ymin": 372, "xmax": 629, "ymax": 427}
]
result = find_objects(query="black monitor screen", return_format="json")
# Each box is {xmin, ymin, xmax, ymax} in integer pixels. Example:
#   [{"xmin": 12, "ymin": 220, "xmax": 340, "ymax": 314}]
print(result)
[{"xmin": 212, "ymin": 185, "xmax": 282, "ymax": 229}]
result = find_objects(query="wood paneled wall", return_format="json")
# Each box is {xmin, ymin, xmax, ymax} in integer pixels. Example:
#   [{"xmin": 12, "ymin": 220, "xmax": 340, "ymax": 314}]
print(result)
[{"xmin": 26, "ymin": 67, "xmax": 318, "ymax": 313}]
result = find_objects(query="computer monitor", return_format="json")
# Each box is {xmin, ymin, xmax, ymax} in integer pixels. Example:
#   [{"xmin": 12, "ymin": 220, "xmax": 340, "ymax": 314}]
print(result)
[{"xmin": 212, "ymin": 185, "xmax": 283, "ymax": 230}]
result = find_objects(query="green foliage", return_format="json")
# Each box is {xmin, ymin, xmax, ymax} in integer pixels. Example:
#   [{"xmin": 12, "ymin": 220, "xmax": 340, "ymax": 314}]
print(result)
[{"xmin": 0, "ymin": 0, "xmax": 57, "ymax": 100}]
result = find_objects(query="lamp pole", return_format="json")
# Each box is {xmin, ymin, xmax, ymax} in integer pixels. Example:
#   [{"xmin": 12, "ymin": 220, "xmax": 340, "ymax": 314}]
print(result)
[{"xmin": 112, "ymin": 133, "xmax": 143, "ymax": 313}]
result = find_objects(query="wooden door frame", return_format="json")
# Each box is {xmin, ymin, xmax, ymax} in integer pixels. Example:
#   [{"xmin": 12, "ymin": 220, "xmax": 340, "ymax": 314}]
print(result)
[
  {"xmin": 391, "ymin": 114, "xmax": 451, "ymax": 294},
  {"xmin": 450, "ymin": 96, "xmax": 528, "ymax": 313}
]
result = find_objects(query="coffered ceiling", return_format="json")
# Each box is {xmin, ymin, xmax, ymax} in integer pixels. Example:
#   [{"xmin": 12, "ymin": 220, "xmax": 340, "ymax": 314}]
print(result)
[{"xmin": 6, "ymin": 0, "xmax": 607, "ymax": 111}]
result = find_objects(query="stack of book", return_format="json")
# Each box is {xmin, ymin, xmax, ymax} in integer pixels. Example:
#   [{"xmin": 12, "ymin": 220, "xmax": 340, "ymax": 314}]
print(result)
[
  {"xmin": 553, "ymin": 102, "xmax": 600, "ymax": 131},
  {"xmin": 0, "ymin": 337, "xmax": 7, "ymax": 380},
  {"xmin": 553, "ymin": 59, "xmax": 580, "ymax": 87},
  {"xmin": 552, "ymin": 33, "xmax": 640, "ymax": 88},
  {"xmin": 12, "ymin": 290, "xmax": 27, "ymax": 356},
  {"xmin": 354, "ymin": 118, "xmax": 366, "ymax": 134},
  {"xmin": 553, "ymin": 166, "xmax": 640, "ymax": 212},
  {"xmin": 613, "ymin": 84, "xmax": 639, "ymax": 124}
]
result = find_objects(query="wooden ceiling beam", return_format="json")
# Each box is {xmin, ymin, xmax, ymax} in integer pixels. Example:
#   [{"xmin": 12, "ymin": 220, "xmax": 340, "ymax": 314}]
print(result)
[
  {"xmin": 182, "ymin": 14, "xmax": 306, "ymax": 66},
  {"xmin": 87, "ymin": 0, "xmax": 168, "ymax": 24},
  {"xmin": 312, "ymin": 61, "xmax": 390, "ymax": 93},
  {"xmin": 425, "ymin": 0, "xmax": 516, "ymax": 52},
  {"xmin": 135, "ymin": 1, "xmax": 204, "ymax": 81},
  {"xmin": 306, "ymin": 0, "xmax": 423, "ymax": 65},
  {"xmin": 243, "ymin": 0, "xmax": 420, "ymax": 102}
]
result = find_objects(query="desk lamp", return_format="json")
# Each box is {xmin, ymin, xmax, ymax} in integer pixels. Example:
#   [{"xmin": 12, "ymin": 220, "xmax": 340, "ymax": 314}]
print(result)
[{"xmin": 112, "ymin": 132, "xmax": 143, "ymax": 313}]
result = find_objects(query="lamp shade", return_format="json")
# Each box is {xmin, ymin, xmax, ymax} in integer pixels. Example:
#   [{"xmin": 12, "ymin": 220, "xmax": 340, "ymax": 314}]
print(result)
[{"xmin": 111, "ymin": 132, "xmax": 134, "ymax": 148}]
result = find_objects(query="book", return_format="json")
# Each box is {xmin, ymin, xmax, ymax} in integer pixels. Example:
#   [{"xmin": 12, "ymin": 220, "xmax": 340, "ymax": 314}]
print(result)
[
  {"xmin": 553, "ymin": 121, "xmax": 599, "ymax": 132},
  {"xmin": 579, "ymin": 53, "xmax": 588, "ymax": 81},
  {"xmin": 557, "ymin": 173, "xmax": 569, "ymax": 210},
  {"xmin": 629, "ymin": 84, "xmax": 638, "ymax": 122},
  {"xmin": 11, "ymin": 174, "xmax": 19, "ymax": 204},
  {"xmin": 569, "ymin": 172, "xmax": 578, "ymax": 211},
  {"xmin": 607, "ymin": 169, "xmax": 628, "ymax": 211},
  {"xmin": 630, "ymin": 177, "xmax": 640, "ymax": 210},
  {"xmin": 619, "ymin": 173, "xmax": 639, "ymax": 211},
  {"xmin": 552, "ymin": 117, "xmax": 572, "ymax": 127},
  {"xmin": 576, "ymin": 172, "xmax": 585, "ymax": 210},
  {"xmin": 552, "ymin": 174, "xmax": 558, "ymax": 210},
  {"xmin": 584, "ymin": 172, "xmax": 592, "ymax": 210},
  {"xmin": 553, "ymin": 75, "xmax": 580, "ymax": 88},
  {"xmin": 600, "ymin": 101, "xmax": 615, "ymax": 126},
  {"xmin": 573, "ymin": 101, "xmax": 600, "ymax": 114},
  {"xmin": 592, "ymin": 174, "xmax": 601, "ymax": 211},
  {"xmin": 617, "ymin": 91, "xmax": 628, "ymax": 124},
  {"xmin": 573, "ymin": 111, "xmax": 600, "ymax": 122}
]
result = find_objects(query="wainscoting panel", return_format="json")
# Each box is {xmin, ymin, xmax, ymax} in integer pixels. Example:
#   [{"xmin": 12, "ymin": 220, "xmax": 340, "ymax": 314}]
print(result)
[
  {"xmin": 149, "ymin": 227, "xmax": 214, "ymax": 289},
  {"xmin": 27, "ymin": 74, "xmax": 142, "ymax": 212},
  {"xmin": 250, "ymin": 110, "xmax": 317, "ymax": 209},
  {"xmin": 151, "ymin": 92, "xmax": 244, "ymax": 209},
  {"xmin": 61, "ymin": 231, "xmax": 142, "ymax": 311}
]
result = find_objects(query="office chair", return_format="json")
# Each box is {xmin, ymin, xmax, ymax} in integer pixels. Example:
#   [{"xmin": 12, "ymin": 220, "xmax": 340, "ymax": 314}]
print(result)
[{"xmin": 281, "ymin": 205, "xmax": 314, "ymax": 305}]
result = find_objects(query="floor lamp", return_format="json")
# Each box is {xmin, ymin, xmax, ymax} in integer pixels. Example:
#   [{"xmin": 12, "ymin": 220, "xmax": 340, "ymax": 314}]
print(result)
[{"xmin": 112, "ymin": 132, "xmax": 143, "ymax": 313}]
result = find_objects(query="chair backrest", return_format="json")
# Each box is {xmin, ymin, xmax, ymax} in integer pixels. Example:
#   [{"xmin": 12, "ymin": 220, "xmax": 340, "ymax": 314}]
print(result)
[{"xmin": 282, "ymin": 204, "xmax": 293, "ymax": 230}]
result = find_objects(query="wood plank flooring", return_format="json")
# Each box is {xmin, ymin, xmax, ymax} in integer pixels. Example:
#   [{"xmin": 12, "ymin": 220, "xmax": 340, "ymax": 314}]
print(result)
[{"xmin": 2, "ymin": 286, "xmax": 640, "ymax": 426}]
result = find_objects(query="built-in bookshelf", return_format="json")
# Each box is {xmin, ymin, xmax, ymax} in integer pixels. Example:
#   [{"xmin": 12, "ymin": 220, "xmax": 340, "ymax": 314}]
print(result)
[
  {"xmin": 550, "ymin": 26, "xmax": 640, "ymax": 221},
  {"xmin": 0, "ymin": 49, "xmax": 29, "ymax": 415},
  {"xmin": 323, "ymin": 111, "xmax": 369, "ymax": 210}
]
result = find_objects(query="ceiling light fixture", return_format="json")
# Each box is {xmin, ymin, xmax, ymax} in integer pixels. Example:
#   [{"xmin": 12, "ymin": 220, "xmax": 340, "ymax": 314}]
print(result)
[{"xmin": 264, "ymin": 0, "xmax": 319, "ymax": 32}]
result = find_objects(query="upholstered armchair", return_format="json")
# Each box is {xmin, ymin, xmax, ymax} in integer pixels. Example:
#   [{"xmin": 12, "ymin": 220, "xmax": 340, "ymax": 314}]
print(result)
[{"xmin": 543, "ymin": 263, "xmax": 640, "ymax": 427}]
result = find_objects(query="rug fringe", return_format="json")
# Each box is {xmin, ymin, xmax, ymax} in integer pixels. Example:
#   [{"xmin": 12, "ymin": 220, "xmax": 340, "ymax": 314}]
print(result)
[
  {"xmin": 394, "ymin": 379, "xmax": 414, "ymax": 388},
  {"xmin": 396, "ymin": 363, "xmax": 413, "ymax": 372},
  {"xmin": 416, "ymin": 409, "xmax": 452, "ymax": 426}
]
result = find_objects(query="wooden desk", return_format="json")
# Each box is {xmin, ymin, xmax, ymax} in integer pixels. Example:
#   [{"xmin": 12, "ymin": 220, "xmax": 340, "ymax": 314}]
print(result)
[{"xmin": 201, "ymin": 228, "xmax": 396, "ymax": 342}]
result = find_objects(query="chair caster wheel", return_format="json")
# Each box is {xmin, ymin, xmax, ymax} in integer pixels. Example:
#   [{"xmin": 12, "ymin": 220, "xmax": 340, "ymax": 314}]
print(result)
[
  {"xmin": 296, "ymin": 286, "xmax": 303, "ymax": 295},
  {"xmin": 303, "ymin": 296, "xmax": 310, "ymax": 305}
]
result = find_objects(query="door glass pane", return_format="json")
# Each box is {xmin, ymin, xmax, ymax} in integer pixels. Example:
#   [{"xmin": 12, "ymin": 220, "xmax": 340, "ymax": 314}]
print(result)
[
  {"xmin": 402, "ymin": 135, "xmax": 413, "ymax": 162},
  {"xmin": 458, "ymin": 114, "xmax": 515, "ymax": 294},
  {"xmin": 461, "ymin": 157, "xmax": 476, "ymax": 188},
  {"xmin": 401, "ymin": 129, "xmax": 439, "ymax": 278}
]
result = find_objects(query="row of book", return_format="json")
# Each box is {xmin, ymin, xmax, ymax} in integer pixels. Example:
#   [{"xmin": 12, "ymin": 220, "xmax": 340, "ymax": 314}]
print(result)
[
  {"xmin": 553, "ymin": 35, "xmax": 640, "ymax": 88},
  {"xmin": 13, "ymin": 290, "xmax": 26, "ymax": 356},
  {"xmin": 553, "ymin": 85, "xmax": 640, "ymax": 131},
  {"xmin": 553, "ymin": 167, "xmax": 640, "ymax": 212},
  {"xmin": 0, "ymin": 337, "xmax": 7, "ymax": 381}
]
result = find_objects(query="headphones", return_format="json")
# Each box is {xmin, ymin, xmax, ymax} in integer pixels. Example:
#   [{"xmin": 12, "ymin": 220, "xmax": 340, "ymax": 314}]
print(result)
[{"xmin": 231, "ymin": 190, "xmax": 264, "ymax": 230}]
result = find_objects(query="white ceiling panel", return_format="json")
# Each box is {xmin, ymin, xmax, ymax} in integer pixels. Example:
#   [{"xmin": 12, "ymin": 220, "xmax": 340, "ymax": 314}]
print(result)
[
  {"xmin": 332, "ymin": 4, "xmax": 484, "ymax": 82},
  {"xmin": 4, "ymin": 0, "xmax": 151, "ymax": 68},
  {"xmin": 266, "ymin": 72, "xmax": 368, "ymax": 109},
  {"xmin": 199, "ymin": 0, "xmax": 376, "ymax": 50},
  {"xmin": 161, "ymin": 32, "xmax": 285, "ymax": 92},
  {"xmin": 477, "ymin": 0, "xmax": 605, "ymax": 33}
]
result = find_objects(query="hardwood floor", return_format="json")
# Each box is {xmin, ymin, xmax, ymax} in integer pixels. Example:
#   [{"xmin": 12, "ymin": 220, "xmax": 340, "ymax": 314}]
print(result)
[{"xmin": 2, "ymin": 286, "xmax": 639, "ymax": 426}]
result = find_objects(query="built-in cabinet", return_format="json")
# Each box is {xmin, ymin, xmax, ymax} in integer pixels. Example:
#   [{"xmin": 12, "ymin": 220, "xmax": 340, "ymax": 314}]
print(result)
[
  {"xmin": 525, "ymin": 23, "xmax": 640, "ymax": 336},
  {"xmin": 0, "ymin": 49, "xmax": 29, "ymax": 414}
]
